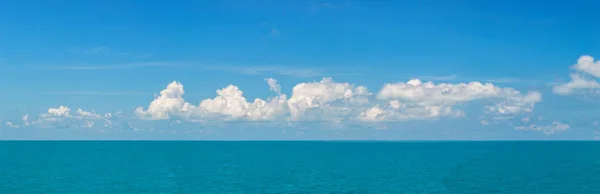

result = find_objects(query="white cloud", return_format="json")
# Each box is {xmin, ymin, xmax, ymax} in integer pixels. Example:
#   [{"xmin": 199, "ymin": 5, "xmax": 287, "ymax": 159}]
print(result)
[
  {"xmin": 10, "ymin": 106, "xmax": 116, "ymax": 129},
  {"xmin": 198, "ymin": 84, "xmax": 287, "ymax": 121},
  {"xmin": 204, "ymin": 65, "xmax": 327, "ymax": 78},
  {"xmin": 553, "ymin": 74, "xmax": 600, "ymax": 95},
  {"xmin": 15, "ymin": 77, "xmax": 538, "ymax": 131},
  {"xmin": 573, "ymin": 55, "xmax": 600, "ymax": 78},
  {"xmin": 358, "ymin": 104, "xmax": 463, "ymax": 122},
  {"xmin": 266, "ymin": 78, "xmax": 282, "ymax": 95},
  {"xmin": 377, "ymin": 79, "xmax": 538, "ymax": 104},
  {"xmin": 136, "ymin": 79, "xmax": 287, "ymax": 122},
  {"xmin": 480, "ymin": 120, "xmax": 489, "ymax": 125},
  {"xmin": 135, "ymin": 81, "xmax": 194, "ymax": 120},
  {"xmin": 134, "ymin": 77, "xmax": 540, "ymax": 124},
  {"xmin": 76, "ymin": 109, "xmax": 103, "ymax": 119},
  {"xmin": 74, "ymin": 46, "xmax": 152, "ymax": 57},
  {"xmin": 46, "ymin": 105, "xmax": 71, "ymax": 117},
  {"xmin": 485, "ymin": 91, "xmax": 541, "ymax": 116},
  {"xmin": 287, "ymin": 77, "xmax": 370, "ymax": 121},
  {"xmin": 82, "ymin": 120, "xmax": 95, "ymax": 128},
  {"xmin": 514, "ymin": 121, "xmax": 570, "ymax": 135},
  {"xmin": 42, "ymin": 62, "xmax": 174, "ymax": 71},
  {"xmin": 414, "ymin": 75, "xmax": 457, "ymax": 81},
  {"xmin": 46, "ymin": 91, "xmax": 146, "ymax": 96},
  {"xmin": 271, "ymin": 28, "xmax": 280, "ymax": 36},
  {"xmin": 5, "ymin": 121, "xmax": 20, "ymax": 128},
  {"xmin": 553, "ymin": 55, "xmax": 600, "ymax": 95},
  {"xmin": 376, "ymin": 79, "xmax": 541, "ymax": 119}
]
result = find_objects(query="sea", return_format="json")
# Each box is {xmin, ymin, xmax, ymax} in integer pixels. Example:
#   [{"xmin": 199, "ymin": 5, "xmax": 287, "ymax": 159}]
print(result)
[{"xmin": 1, "ymin": 141, "xmax": 599, "ymax": 193}]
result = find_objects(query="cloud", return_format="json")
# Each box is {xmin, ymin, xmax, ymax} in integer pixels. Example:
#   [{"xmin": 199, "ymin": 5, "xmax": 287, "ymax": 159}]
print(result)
[
  {"xmin": 480, "ymin": 120, "xmax": 489, "ymax": 125},
  {"xmin": 553, "ymin": 74, "xmax": 600, "ymax": 95},
  {"xmin": 573, "ymin": 55, "xmax": 600, "ymax": 77},
  {"xmin": 414, "ymin": 75, "xmax": 457, "ymax": 81},
  {"xmin": 203, "ymin": 65, "xmax": 340, "ymax": 78},
  {"xmin": 271, "ymin": 28, "xmax": 280, "ymax": 36},
  {"xmin": 308, "ymin": 0, "xmax": 351, "ymax": 12},
  {"xmin": 357, "ymin": 104, "xmax": 463, "ymax": 122},
  {"xmin": 553, "ymin": 55, "xmax": 600, "ymax": 95},
  {"xmin": 6, "ymin": 105, "xmax": 116, "ymax": 129},
  {"xmin": 413, "ymin": 75, "xmax": 539, "ymax": 84},
  {"xmin": 41, "ymin": 62, "xmax": 179, "ymax": 71},
  {"xmin": 199, "ymin": 84, "xmax": 287, "ymax": 121},
  {"xmin": 135, "ymin": 81, "xmax": 194, "ymax": 120},
  {"xmin": 5, "ymin": 121, "xmax": 20, "ymax": 128},
  {"xmin": 83, "ymin": 46, "xmax": 111, "ymax": 54},
  {"xmin": 375, "ymin": 79, "xmax": 541, "ymax": 120},
  {"xmin": 135, "ymin": 79, "xmax": 287, "ymax": 122},
  {"xmin": 287, "ymin": 77, "xmax": 370, "ymax": 121},
  {"xmin": 11, "ymin": 77, "xmax": 540, "ymax": 132},
  {"xmin": 134, "ymin": 77, "xmax": 540, "ymax": 123},
  {"xmin": 44, "ymin": 91, "xmax": 146, "ymax": 96},
  {"xmin": 514, "ymin": 121, "xmax": 570, "ymax": 135},
  {"xmin": 266, "ymin": 78, "xmax": 282, "ymax": 95},
  {"xmin": 73, "ymin": 46, "xmax": 152, "ymax": 58},
  {"xmin": 482, "ymin": 77, "xmax": 537, "ymax": 84}
]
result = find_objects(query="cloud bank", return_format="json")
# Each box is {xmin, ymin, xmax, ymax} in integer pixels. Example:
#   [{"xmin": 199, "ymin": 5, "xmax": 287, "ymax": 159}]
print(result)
[
  {"xmin": 6, "ymin": 77, "xmax": 540, "ymax": 131},
  {"xmin": 133, "ymin": 77, "xmax": 541, "ymax": 124}
]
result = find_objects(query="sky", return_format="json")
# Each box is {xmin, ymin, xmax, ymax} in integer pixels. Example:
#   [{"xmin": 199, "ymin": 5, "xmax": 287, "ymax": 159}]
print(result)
[{"xmin": 1, "ymin": 0, "xmax": 600, "ymax": 140}]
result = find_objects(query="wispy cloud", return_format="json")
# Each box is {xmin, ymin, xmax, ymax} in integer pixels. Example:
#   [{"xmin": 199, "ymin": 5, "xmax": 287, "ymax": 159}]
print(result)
[
  {"xmin": 203, "ymin": 65, "xmax": 356, "ymax": 78},
  {"xmin": 483, "ymin": 77, "xmax": 532, "ymax": 84},
  {"xmin": 71, "ymin": 46, "xmax": 152, "ymax": 58},
  {"xmin": 40, "ymin": 61, "xmax": 355, "ymax": 78},
  {"xmin": 82, "ymin": 46, "xmax": 111, "ymax": 54},
  {"xmin": 260, "ymin": 22, "xmax": 281, "ymax": 37},
  {"xmin": 271, "ymin": 28, "xmax": 280, "ymax": 36},
  {"xmin": 44, "ymin": 91, "xmax": 147, "ymax": 96},
  {"xmin": 308, "ymin": 0, "xmax": 351, "ymax": 12},
  {"xmin": 40, "ymin": 62, "xmax": 181, "ymax": 71},
  {"xmin": 406, "ymin": 75, "xmax": 543, "ymax": 85},
  {"xmin": 414, "ymin": 75, "xmax": 457, "ymax": 81}
]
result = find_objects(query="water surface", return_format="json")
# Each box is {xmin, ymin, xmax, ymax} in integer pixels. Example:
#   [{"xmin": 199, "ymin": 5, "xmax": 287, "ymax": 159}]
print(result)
[{"xmin": 1, "ymin": 141, "xmax": 599, "ymax": 193}]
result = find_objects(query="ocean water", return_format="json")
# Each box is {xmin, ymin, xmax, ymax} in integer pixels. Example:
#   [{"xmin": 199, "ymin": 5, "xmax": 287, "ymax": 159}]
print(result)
[{"xmin": 1, "ymin": 141, "xmax": 599, "ymax": 193}]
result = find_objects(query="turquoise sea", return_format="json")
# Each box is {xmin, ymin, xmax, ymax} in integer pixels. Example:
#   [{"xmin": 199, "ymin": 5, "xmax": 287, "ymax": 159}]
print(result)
[{"xmin": 1, "ymin": 141, "xmax": 599, "ymax": 193}]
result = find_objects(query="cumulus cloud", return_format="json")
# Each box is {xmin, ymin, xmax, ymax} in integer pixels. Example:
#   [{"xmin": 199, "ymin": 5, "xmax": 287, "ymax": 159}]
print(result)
[
  {"xmin": 47, "ymin": 106, "xmax": 71, "ymax": 117},
  {"xmin": 135, "ymin": 78, "xmax": 287, "ymax": 122},
  {"xmin": 135, "ymin": 81, "xmax": 194, "ymax": 120},
  {"xmin": 134, "ymin": 77, "xmax": 539, "ymax": 124},
  {"xmin": 514, "ymin": 121, "xmax": 570, "ymax": 135},
  {"xmin": 199, "ymin": 84, "xmax": 287, "ymax": 121},
  {"xmin": 573, "ymin": 55, "xmax": 600, "ymax": 77},
  {"xmin": 10, "ymin": 77, "xmax": 539, "ymax": 131},
  {"xmin": 287, "ymin": 77, "xmax": 370, "ymax": 121},
  {"xmin": 553, "ymin": 55, "xmax": 600, "ymax": 95}
]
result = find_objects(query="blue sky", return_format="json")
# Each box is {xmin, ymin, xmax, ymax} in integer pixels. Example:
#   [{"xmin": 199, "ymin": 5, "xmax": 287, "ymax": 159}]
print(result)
[{"xmin": 1, "ymin": 0, "xmax": 600, "ymax": 140}]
